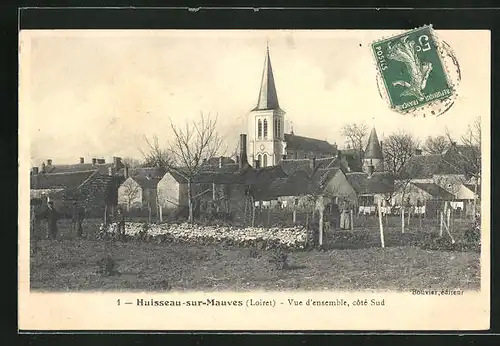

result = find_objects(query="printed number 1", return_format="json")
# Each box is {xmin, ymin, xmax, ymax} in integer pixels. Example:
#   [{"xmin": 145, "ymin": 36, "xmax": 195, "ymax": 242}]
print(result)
[{"xmin": 117, "ymin": 299, "xmax": 120, "ymax": 306}]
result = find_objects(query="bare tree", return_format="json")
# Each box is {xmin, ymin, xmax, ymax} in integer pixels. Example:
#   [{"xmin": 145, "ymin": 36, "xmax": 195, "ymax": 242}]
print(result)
[
  {"xmin": 140, "ymin": 135, "xmax": 172, "ymax": 169},
  {"xmin": 119, "ymin": 179, "xmax": 141, "ymax": 211},
  {"xmin": 422, "ymin": 135, "xmax": 450, "ymax": 154},
  {"xmin": 382, "ymin": 130, "xmax": 420, "ymax": 175},
  {"xmin": 341, "ymin": 123, "xmax": 368, "ymax": 160},
  {"xmin": 168, "ymin": 112, "xmax": 225, "ymax": 223},
  {"xmin": 122, "ymin": 157, "xmax": 142, "ymax": 169},
  {"xmin": 444, "ymin": 117, "xmax": 481, "ymax": 217}
]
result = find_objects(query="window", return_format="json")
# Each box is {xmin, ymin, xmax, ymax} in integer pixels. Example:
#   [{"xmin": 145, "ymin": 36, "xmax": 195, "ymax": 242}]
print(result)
[
  {"xmin": 257, "ymin": 154, "xmax": 262, "ymax": 167},
  {"xmin": 263, "ymin": 154, "xmax": 268, "ymax": 167},
  {"xmin": 263, "ymin": 119, "xmax": 268, "ymax": 138},
  {"xmin": 257, "ymin": 120, "xmax": 262, "ymax": 139},
  {"xmin": 274, "ymin": 119, "xmax": 278, "ymax": 137}
]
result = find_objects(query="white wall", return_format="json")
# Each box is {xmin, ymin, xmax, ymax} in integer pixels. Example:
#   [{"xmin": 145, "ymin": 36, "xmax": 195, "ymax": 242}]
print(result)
[
  {"xmin": 118, "ymin": 177, "xmax": 142, "ymax": 210},
  {"xmin": 157, "ymin": 172, "xmax": 184, "ymax": 209}
]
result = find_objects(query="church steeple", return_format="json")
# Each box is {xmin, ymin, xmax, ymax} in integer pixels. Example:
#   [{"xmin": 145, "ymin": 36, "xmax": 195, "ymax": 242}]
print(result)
[
  {"xmin": 253, "ymin": 43, "xmax": 280, "ymax": 111},
  {"xmin": 364, "ymin": 128, "xmax": 383, "ymax": 159}
]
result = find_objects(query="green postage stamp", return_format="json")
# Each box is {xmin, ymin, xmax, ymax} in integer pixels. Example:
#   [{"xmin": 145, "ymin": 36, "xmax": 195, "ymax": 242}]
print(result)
[{"xmin": 372, "ymin": 25, "xmax": 458, "ymax": 115}]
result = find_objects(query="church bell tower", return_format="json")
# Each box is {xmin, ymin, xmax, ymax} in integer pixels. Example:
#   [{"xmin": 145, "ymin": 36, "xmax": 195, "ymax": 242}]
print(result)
[{"xmin": 247, "ymin": 43, "xmax": 286, "ymax": 168}]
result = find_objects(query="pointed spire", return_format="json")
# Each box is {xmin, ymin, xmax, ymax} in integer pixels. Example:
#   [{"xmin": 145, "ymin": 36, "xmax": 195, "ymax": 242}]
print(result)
[
  {"xmin": 364, "ymin": 127, "xmax": 383, "ymax": 159},
  {"xmin": 253, "ymin": 43, "xmax": 280, "ymax": 111}
]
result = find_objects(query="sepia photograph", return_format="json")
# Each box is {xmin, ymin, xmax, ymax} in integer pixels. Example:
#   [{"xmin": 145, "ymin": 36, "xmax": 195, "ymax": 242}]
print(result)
[{"xmin": 18, "ymin": 28, "xmax": 490, "ymax": 330}]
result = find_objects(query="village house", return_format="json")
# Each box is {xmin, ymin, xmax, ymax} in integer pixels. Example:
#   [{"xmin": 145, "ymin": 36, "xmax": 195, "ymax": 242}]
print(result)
[
  {"xmin": 30, "ymin": 167, "xmax": 116, "ymax": 218},
  {"xmin": 116, "ymin": 166, "xmax": 166, "ymax": 212},
  {"xmin": 117, "ymin": 175, "xmax": 161, "ymax": 212},
  {"xmin": 343, "ymin": 127, "xmax": 395, "ymax": 213},
  {"xmin": 398, "ymin": 146, "xmax": 479, "ymax": 217},
  {"xmin": 35, "ymin": 156, "xmax": 124, "ymax": 176},
  {"xmin": 391, "ymin": 181, "xmax": 455, "ymax": 217},
  {"xmin": 155, "ymin": 140, "xmax": 250, "ymax": 220}
]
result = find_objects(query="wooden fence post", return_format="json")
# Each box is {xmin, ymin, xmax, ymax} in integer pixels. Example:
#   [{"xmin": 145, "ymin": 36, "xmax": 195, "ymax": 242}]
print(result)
[
  {"xmin": 267, "ymin": 205, "xmax": 271, "ymax": 228},
  {"xmin": 401, "ymin": 206, "xmax": 405, "ymax": 234},
  {"xmin": 407, "ymin": 207, "xmax": 411, "ymax": 226},
  {"xmin": 293, "ymin": 209, "xmax": 297, "ymax": 224},
  {"xmin": 447, "ymin": 207, "xmax": 451, "ymax": 232},
  {"xmin": 439, "ymin": 211, "xmax": 443, "ymax": 237},
  {"xmin": 350, "ymin": 210, "xmax": 354, "ymax": 231},
  {"xmin": 104, "ymin": 204, "xmax": 107, "ymax": 225},
  {"xmin": 319, "ymin": 206, "xmax": 324, "ymax": 248},
  {"xmin": 377, "ymin": 199, "xmax": 385, "ymax": 248}
]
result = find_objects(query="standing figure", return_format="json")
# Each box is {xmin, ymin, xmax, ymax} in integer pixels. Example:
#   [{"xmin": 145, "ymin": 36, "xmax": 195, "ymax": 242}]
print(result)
[
  {"xmin": 71, "ymin": 202, "xmax": 85, "ymax": 238},
  {"xmin": 116, "ymin": 207, "xmax": 126, "ymax": 238},
  {"xmin": 43, "ymin": 201, "xmax": 60, "ymax": 240},
  {"xmin": 339, "ymin": 200, "xmax": 351, "ymax": 230},
  {"xmin": 332, "ymin": 202, "xmax": 340, "ymax": 230}
]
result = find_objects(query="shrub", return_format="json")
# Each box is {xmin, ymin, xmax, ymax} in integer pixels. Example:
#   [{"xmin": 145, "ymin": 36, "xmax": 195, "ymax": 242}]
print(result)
[
  {"xmin": 96, "ymin": 256, "xmax": 120, "ymax": 276},
  {"xmin": 269, "ymin": 248, "xmax": 289, "ymax": 270},
  {"xmin": 464, "ymin": 227, "xmax": 481, "ymax": 244},
  {"xmin": 138, "ymin": 223, "xmax": 150, "ymax": 241},
  {"xmin": 248, "ymin": 247, "xmax": 260, "ymax": 258}
]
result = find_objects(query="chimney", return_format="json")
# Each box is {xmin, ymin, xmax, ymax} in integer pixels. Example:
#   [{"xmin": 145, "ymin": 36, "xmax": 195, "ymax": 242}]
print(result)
[
  {"xmin": 113, "ymin": 156, "xmax": 122, "ymax": 169},
  {"xmin": 219, "ymin": 156, "xmax": 223, "ymax": 168},
  {"xmin": 367, "ymin": 165, "xmax": 374, "ymax": 177},
  {"xmin": 415, "ymin": 148, "xmax": 422, "ymax": 155},
  {"xmin": 239, "ymin": 134, "xmax": 248, "ymax": 169},
  {"xmin": 309, "ymin": 157, "xmax": 316, "ymax": 170},
  {"xmin": 32, "ymin": 166, "xmax": 39, "ymax": 175},
  {"xmin": 254, "ymin": 159, "xmax": 260, "ymax": 169},
  {"xmin": 124, "ymin": 165, "xmax": 129, "ymax": 178},
  {"xmin": 46, "ymin": 159, "xmax": 52, "ymax": 166},
  {"xmin": 92, "ymin": 158, "xmax": 97, "ymax": 165},
  {"xmin": 79, "ymin": 157, "xmax": 84, "ymax": 164},
  {"xmin": 41, "ymin": 162, "xmax": 46, "ymax": 173}
]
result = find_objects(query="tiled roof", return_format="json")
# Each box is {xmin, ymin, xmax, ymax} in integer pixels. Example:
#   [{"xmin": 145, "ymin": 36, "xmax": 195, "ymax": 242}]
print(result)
[
  {"xmin": 364, "ymin": 128, "xmax": 383, "ymax": 159},
  {"xmin": 346, "ymin": 172, "xmax": 394, "ymax": 195},
  {"xmin": 339, "ymin": 149, "xmax": 363, "ymax": 172},
  {"xmin": 278, "ymin": 157, "xmax": 339, "ymax": 176},
  {"xmin": 284, "ymin": 133, "xmax": 337, "ymax": 154},
  {"xmin": 42, "ymin": 163, "xmax": 113, "ymax": 175},
  {"xmin": 165, "ymin": 168, "xmax": 247, "ymax": 185},
  {"xmin": 265, "ymin": 171, "xmax": 312, "ymax": 199},
  {"xmin": 412, "ymin": 182, "xmax": 455, "ymax": 200},
  {"xmin": 205, "ymin": 157, "xmax": 236, "ymax": 166},
  {"xmin": 30, "ymin": 170, "xmax": 97, "ymax": 190},
  {"xmin": 401, "ymin": 154, "xmax": 460, "ymax": 178},
  {"xmin": 252, "ymin": 46, "xmax": 280, "ymax": 111},
  {"xmin": 118, "ymin": 166, "xmax": 167, "ymax": 179},
  {"xmin": 132, "ymin": 176, "xmax": 162, "ymax": 189},
  {"xmin": 255, "ymin": 167, "xmax": 341, "ymax": 200}
]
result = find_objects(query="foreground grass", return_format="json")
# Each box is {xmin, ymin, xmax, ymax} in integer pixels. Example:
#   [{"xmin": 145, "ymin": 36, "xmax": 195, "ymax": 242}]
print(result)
[{"xmin": 30, "ymin": 239, "xmax": 480, "ymax": 292}]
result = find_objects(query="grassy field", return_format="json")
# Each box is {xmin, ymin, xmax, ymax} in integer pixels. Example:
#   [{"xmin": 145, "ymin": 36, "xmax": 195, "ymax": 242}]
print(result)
[{"xmin": 29, "ymin": 217, "xmax": 481, "ymax": 292}]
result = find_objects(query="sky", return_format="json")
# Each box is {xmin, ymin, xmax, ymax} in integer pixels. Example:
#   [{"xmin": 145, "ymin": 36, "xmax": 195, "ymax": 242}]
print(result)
[{"xmin": 20, "ymin": 29, "xmax": 490, "ymax": 166}]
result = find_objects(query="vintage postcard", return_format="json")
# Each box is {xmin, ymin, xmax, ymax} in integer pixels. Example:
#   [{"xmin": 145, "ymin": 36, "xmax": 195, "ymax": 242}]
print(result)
[{"xmin": 18, "ymin": 29, "xmax": 490, "ymax": 331}]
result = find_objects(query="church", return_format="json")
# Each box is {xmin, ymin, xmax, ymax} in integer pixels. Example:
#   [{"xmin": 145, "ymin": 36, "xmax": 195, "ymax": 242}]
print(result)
[{"xmin": 246, "ymin": 45, "xmax": 340, "ymax": 168}]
